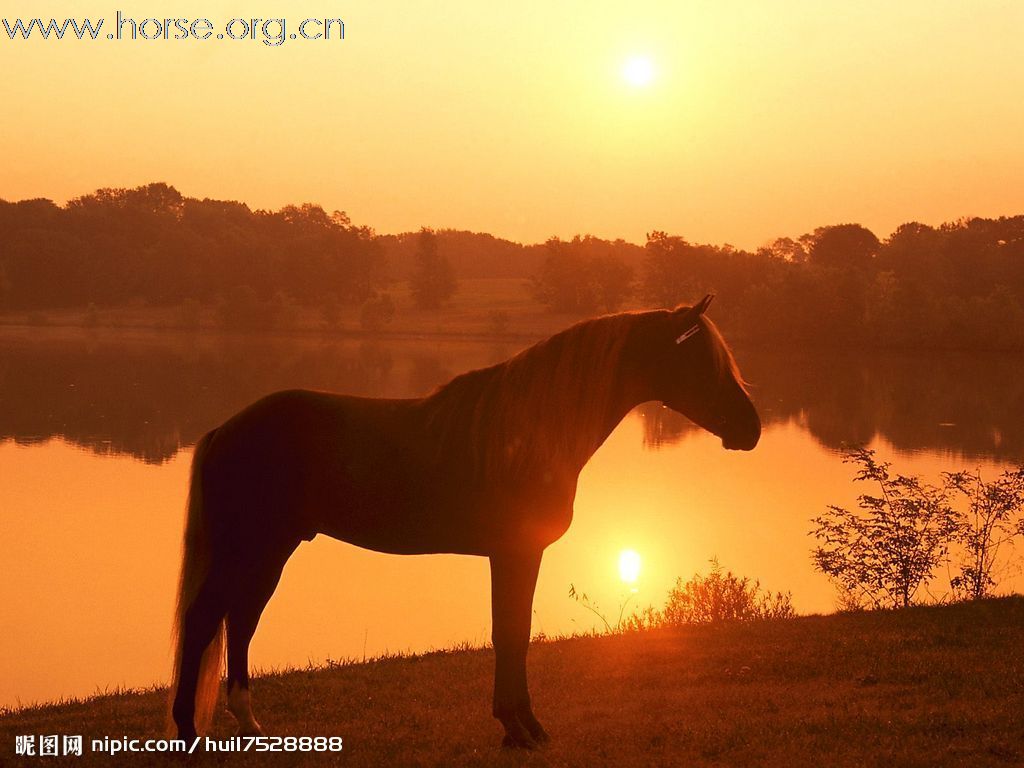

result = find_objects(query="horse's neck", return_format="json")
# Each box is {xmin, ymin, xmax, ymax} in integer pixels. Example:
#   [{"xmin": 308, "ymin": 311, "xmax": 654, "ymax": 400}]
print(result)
[{"xmin": 563, "ymin": 359, "xmax": 646, "ymax": 474}]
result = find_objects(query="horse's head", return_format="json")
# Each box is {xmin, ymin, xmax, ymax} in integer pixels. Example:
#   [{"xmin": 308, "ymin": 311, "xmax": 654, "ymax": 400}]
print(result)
[{"xmin": 643, "ymin": 296, "xmax": 761, "ymax": 451}]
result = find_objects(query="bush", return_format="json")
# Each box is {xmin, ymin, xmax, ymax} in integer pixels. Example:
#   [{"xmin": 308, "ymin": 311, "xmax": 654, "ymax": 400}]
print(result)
[
  {"xmin": 571, "ymin": 558, "xmax": 794, "ymax": 634},
  {"xmin": 812, "ymin": 448, "xmax": 958, "ymax": 609},
  {"xmin": 813, "ymin": 449, "xmax": 1024, "ymax": 608},
  {"xmin": 660, "ymin": 558, "xmax": 795, "ymax": 624},
  {"xmin": 944, "ymin": 468, "xmax": 1024, "ymax": 601}
]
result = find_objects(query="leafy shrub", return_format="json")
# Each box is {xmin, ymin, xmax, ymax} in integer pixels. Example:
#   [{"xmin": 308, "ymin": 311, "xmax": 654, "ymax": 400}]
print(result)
[
  {"xmin": 812, "ymin": 448, "xmax": 958, "ymax": 609},
  {"xmin": 660, "ymin": 558, "xmax": 795, "ymax": 624},
  {"xmin": 813, "ymin": 448, "xmax": 1024, "ymax": 608},
  {"xmin": 944, "ymin": 468, "xmax": 1024, "ymax": 601},
  {"xmin": 571, "ymin": 558, "xmax": 794, "ymax": 633}
]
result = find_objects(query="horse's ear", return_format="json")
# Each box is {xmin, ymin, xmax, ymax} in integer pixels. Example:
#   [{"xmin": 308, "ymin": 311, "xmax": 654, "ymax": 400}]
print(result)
[
  {"xmin": 672, "ymin": 294, "xmax": 715, "ymax": 316},
  {"xmin": 695, "ymin": 294, "xmax": 714, "ymax": 315},
  {"xmin": 672, "ymin": 294, "xmax": 715, "ymax": 344}
]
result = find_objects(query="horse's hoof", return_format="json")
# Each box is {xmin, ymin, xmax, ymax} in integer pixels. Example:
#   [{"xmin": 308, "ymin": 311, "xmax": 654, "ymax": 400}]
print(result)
[
  {"xmin": 518, "ymin": 712, "xmax": 550, "ymax": 744},
  {"xmin": 176, "ymin": 729, "xmax": 198, "ymax": 744},
  {"xmin": 529, "ymin": 726, "xmax": 550, "ymax": 744},
  {"xmin": 502, "ymin": 733, "xmax": 539, "ymax": 750}
]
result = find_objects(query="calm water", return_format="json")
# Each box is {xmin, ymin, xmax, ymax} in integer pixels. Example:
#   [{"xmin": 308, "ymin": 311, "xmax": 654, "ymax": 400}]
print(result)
[{"xmin": 2, "ymin": 328, "xmax": 1022, "ymax": 709}]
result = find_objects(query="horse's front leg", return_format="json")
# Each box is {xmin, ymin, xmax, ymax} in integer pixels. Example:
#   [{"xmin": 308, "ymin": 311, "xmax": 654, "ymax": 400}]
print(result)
[{"xmin": 489, "ymin": 549, "xmax": 548, "ymax": 749}]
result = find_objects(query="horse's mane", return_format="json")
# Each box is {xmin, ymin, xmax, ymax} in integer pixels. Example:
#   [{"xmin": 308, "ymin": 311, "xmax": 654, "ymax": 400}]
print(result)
[
  {"xmin": 421, "ymin": 312, "xmax": 642, "ymax": 482},
  {"xmin": 701, "ymin": 315, "xmax": 749, "ymax": 394},
  {"xmin": 420, "ymin": 308, "xmax": 745, "ymax": 483}
]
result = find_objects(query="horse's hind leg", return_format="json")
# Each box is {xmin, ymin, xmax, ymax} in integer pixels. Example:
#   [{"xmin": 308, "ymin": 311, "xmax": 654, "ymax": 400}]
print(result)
[
  {"xmin": 225, "ymin": 539, "xmax": 298, "ymax": 736},
  {"xmin": 172, "ymin": 574, "xmax": 228, "ymax": 741}
]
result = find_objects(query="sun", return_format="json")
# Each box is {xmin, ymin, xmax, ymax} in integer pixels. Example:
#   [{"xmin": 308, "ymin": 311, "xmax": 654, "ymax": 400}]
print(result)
[
  {"xmin": 618, "ymin": 549, "xmax": 642, "ymax": 584},
  {"xmin": 621, "ymin": 56, "xmax": 656, "ymax": 88}
]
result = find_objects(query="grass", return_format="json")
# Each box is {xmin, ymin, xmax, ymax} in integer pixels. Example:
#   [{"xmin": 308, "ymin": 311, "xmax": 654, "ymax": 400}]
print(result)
[
  {"xmin": 2, "ymin": 597, "xmax": 1023, "ymax": 766},
  {"xmin": 0, "ymin": 278, "xmax": 587, "ymax": 341}
]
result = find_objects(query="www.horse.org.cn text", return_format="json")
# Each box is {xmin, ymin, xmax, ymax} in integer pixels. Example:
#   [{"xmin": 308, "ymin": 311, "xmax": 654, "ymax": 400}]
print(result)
[{"xmin": 2, "ymin": 13, "xmax": 346, "ymax": 46}]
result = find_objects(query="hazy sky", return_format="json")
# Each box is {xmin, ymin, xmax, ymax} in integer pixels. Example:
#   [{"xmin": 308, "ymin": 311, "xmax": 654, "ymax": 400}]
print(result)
[{"xmin": 4, "ymin": 1, "xmax": 1023, "ymax": 248}]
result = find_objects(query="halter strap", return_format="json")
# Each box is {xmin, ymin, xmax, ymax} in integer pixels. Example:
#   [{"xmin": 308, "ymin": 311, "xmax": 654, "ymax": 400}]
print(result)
[{"xmin": 675, "ymin": 324, "xmax": 700, "ymax": 344}]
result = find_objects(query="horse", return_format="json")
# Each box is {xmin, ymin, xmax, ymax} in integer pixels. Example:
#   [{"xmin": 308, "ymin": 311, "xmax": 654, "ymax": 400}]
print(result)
[{"xmin": 167, "ymin": 295, "xmax": 761, "ymax": 748}]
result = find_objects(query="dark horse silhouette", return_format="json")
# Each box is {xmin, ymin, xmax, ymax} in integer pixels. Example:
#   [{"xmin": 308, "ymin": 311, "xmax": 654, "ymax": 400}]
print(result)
[{"xmin": 168, "ymin": 296, "xmax": 760, "ymax": 748}]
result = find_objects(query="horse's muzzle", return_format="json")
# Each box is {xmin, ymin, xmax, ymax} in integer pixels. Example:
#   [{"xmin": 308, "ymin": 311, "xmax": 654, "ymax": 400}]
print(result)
[{"xmin": 721, "ymin": 418, "xmax": 761, "ymax": 451}]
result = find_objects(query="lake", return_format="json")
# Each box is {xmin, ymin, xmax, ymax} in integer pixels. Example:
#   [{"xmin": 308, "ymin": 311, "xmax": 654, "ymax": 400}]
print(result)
[{"xmin": 2, "ymin": 327, "xmax": 1022, "ymax": 710}]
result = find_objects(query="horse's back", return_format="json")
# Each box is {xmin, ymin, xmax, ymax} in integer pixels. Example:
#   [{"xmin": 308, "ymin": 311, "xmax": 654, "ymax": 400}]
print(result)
[{"xmin": 199, "ymin": 389, "xmax": 479, "ymax": 552}]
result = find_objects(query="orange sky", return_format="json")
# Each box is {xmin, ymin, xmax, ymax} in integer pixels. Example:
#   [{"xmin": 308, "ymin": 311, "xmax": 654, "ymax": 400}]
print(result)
[{"xmin": 3, "ymin": 1, "xmax": 1023, "ymax": 248}]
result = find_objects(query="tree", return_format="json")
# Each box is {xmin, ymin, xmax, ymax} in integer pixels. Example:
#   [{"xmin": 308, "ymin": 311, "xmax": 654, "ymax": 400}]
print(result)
[
  {"xmin": 642, "ymin": 231, "xmax": 697, "ymax": 306},
  {"xmin": 409, "ymin": 227, "xmax": 456, "ymax": 310},
  {"xmin": 807, "ymin": 224, "xmax": 880, "ymax": 269},
  {"xmin": 531, "ymin": 236, "xmax": 635, "ymax": 313},
  {"xmin": 531, "ymin": 237, "xmax": 586, "ymax": 311},
  {"xmin": 589, "ymin": 253, "xmax": 635, "ymax": 312},
  {"xmin": 756, "ymin": 236, "xmax": 808, "ymax": 263},
  {"xmin": 812, "ymin": 448, "xmax": 959, "ymax": 609}
]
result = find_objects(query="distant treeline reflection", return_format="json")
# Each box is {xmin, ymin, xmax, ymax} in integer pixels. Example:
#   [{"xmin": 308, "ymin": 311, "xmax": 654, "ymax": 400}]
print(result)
[{"xmin": 1, "ymin": 335, "xmax": 1020, "ymax": 463}]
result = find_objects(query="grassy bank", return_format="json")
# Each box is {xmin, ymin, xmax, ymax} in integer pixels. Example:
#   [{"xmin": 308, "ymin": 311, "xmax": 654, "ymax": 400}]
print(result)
[
  {"xmin": 3, "ymin": 598, "xmax": 1023, "ymax": 766},
  {"xmin": 0, "ymin": 278, "xmax": 581, "ymax": 343}
]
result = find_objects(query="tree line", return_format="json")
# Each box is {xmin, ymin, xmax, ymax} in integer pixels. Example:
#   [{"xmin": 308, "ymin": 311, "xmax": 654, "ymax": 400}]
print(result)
[
  {"xmin": 533, "ymin": 221, "xmax": 1024, "ymax": 349},
  {"xmin": 0, "ymin": 183, "xmax": 382, "ymax": 310},
  {"xmin": 3, "ymin": 183, "xmax": 1024, "ymax": 348}
]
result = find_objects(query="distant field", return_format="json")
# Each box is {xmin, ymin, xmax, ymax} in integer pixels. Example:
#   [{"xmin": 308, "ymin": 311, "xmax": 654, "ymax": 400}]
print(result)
[
  {"xmin": 383, "ymin": 277, "xmax": 573, "ymax": 338},
  {"xmin": 3, "ymin": 598, "xmax": 1022, "ymax": 767},
  {"xmin": 0, "ymin": 278, "xmax": 595, "ymax": 341}
]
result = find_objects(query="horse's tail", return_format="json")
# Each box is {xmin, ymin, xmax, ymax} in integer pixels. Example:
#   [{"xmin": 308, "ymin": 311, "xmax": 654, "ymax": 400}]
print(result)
[{"xmin": 167, "ymin": 429, "xmax": 224, "ymax": 736}]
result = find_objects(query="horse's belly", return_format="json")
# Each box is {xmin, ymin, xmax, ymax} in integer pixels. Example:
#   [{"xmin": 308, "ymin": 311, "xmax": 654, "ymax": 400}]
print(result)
[
  {"xmin": 314, "ymin": 505, "xmax": 492, "ymax": 556},
  {"xmin": 309, "ymin": 475, "xmax": 490, "ymax": 555},
  {"xmin": 313, "ymin": 488, "xmax": 574, "ymax": 557}
]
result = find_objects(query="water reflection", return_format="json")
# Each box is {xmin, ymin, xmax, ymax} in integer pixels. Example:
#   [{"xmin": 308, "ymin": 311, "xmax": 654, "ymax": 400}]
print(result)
[
  {"xmin": 0, "ymin": 332, "xmax": 479, "ymax": 463},
  {"xmin": 639, "ymin": 348, "xmax": 1024, "ymax": 461},
  {"xmin": 2, "ymin": 332, "xmax": 1023, "ymax": 462},
  {"xmin": 1, "ymin": 330, "xmax": 1023, "ymax": 710}
]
